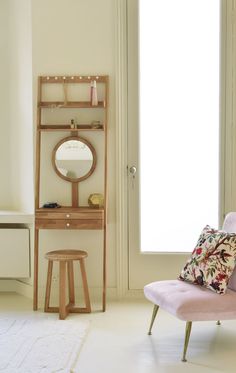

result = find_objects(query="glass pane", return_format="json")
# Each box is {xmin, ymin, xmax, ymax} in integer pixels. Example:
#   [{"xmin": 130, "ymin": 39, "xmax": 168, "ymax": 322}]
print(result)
[{"xmin": 139, "ymin": 0, "xmax": 220, "ymax": 252}]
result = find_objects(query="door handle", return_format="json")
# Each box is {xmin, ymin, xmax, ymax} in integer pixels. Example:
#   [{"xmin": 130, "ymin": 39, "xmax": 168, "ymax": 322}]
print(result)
[
  {"xmin": 129, "ymin": 166, "xmax": 137, "ymax": 175},
  {"xmin": 129, "ymin": 166, "xmax": 137, "ymax": 189}
]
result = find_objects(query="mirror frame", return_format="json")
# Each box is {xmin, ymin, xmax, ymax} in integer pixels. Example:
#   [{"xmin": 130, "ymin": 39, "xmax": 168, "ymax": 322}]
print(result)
[{"xmin": 52, "ymin": 136, "xmax": 97, "ymax": 182}]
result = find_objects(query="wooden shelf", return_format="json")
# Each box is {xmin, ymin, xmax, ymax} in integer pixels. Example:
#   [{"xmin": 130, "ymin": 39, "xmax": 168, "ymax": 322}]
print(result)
[
  {"xmin": 39, "ymin": 101, "xmax": 105, "ymax": 108},
  {"xmin": 34, "ymin": 74, "xmax": 108, "ymax": 312},
  {"xmin": 36, "ymin": 206, "xmax": 104, "ymax": 212},
  {"xmin": 40, "ymin": 75, "xmax": 108, "ymax": 83},
  {"xmin": 38, "ymin": 124, "xmax": 104, "ymax": 132}
]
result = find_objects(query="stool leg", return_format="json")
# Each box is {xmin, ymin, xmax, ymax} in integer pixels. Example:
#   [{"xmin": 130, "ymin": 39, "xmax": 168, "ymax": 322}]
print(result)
[
  {"xmin": 67, "ymin": 260, "xmax": 75, "ymax": 305},
  {"xmin": 59, "ymin": 261, "xmax": 67, "ymax": 320},
  {"xmin": 79, "ymin": 259, "xmax": 91, "ymax": 312},
  {"xmin": 44, "ymin": 260, "xmax": 53, "ymax": 312}
]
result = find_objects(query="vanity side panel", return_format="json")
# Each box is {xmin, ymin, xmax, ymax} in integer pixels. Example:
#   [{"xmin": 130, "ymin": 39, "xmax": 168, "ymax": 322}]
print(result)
[{"xmin": 0, "ymin": 229, "xmax": 30, "ymax": 277}]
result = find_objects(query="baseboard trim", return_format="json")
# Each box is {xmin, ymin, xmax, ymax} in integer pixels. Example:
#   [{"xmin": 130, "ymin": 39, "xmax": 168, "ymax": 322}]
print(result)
[
  {"xmin": 0, "ymin": 280, "xmax": 32, "ymax": 299},
  {"xmin": 15, "ymin": 280, "xmax": 33, "ymax": 299},
  {"xmin": 0, "ymin": 280, "xmax": 146, "ymax": 303},
  {"xmin": 0, "ymin": 280, "xmax": 17, "ymax": 292},
  {"xmin": 123, "ymin": 289, "xmax": 145, "ymax": 299}
]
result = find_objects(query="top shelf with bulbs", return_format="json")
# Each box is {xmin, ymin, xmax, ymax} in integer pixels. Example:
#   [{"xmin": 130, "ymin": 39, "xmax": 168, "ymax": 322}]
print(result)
[
  {"xmin": 40, "ymin": 75, "xmax": 108, "ymax": 83},
  {"xmin": 37, "ymin": 75, "xmax": 108, "ymax": 132}
]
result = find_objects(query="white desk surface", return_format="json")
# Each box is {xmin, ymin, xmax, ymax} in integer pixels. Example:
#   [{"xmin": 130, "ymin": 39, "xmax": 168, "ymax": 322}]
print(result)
[{"xmin": 0, "ymin": 210, "xmax": 34, "ymax": 224}]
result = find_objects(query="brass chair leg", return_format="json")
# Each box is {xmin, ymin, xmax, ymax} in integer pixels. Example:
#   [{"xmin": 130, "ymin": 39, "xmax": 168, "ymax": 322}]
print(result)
[
  {"xmin": 182, "ymin": 321, "xmax": 192, "ymax": 362},
  {"xmin": 148, "ymin": 304, "xmax": 159, "ymax": 335},
  {"xmin": 216, "ymin": 320, "xmax": 221, "ymax": 325}
]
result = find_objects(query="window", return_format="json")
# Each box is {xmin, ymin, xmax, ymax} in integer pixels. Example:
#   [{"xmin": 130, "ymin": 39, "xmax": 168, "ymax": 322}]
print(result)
[{"xmin": 139, "ymin": 0, "xmax": 220, "ymax": 252}]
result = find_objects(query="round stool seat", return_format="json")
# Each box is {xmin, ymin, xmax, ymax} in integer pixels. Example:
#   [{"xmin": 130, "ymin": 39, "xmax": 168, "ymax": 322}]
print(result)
[{"xmin": 45, "ymin": 249, "xmax": 88, "ymax": 261}]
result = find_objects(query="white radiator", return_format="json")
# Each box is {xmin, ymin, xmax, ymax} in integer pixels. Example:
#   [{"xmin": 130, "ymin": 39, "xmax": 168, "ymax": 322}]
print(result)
[{"xmin": 0, "ymin": 229, "xmax": 30, "ymax": 277}]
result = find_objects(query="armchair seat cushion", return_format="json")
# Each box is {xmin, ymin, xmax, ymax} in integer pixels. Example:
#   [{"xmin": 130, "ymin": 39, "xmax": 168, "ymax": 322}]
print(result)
[{"xmin": 144, "ymin": 279, "xmax": 236, "ymax": 321}]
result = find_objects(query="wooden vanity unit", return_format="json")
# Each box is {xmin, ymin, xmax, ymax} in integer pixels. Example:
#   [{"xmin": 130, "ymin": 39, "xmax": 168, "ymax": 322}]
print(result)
[
  {"xmin": 34, "ymin": 75, "xmax": 108, "ymax": 312},
  {"xmin": 35, "ymin": 207, "xmax": 104, "ymax": 230}
]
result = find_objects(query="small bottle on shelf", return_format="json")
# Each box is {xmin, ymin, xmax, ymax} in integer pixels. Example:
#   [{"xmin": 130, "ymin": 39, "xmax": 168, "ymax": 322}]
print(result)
[
  {"xmin": 70, "ymin": 119, "xmax": 75, "ymax": 129},
  {"xmin": 90, "ymin": 80, "xmax": 98, "ymax": 106}
]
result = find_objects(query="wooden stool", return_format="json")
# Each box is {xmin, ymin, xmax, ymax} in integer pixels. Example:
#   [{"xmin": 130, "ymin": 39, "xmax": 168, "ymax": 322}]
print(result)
[{"xmin": 44, "ymin": 249, "xmax": 91, "ymax": 319}]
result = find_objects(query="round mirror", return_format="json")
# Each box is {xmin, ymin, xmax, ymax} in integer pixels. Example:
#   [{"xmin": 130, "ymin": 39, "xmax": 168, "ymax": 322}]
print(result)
[{"xmin": 52, "ymin": 136, "xmax": 96, "ymax": 182}]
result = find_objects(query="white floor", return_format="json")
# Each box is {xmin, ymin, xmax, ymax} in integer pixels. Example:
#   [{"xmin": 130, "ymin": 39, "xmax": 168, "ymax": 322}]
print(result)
[{"xmin": 1, "ymin": 293, "xmax": 236, "ymax": 373}]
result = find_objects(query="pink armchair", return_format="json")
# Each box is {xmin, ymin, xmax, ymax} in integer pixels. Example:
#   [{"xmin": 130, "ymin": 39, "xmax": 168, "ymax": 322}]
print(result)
[{"xmin": 144, "ymin": 212, "xmax": 236, "ymax": 362}]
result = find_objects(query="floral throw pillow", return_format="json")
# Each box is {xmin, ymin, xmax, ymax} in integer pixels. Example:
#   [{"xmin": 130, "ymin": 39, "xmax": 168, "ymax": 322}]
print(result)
[{"xmin": 179, "ymin": 225, "xmax": 236, "ymax": 294}]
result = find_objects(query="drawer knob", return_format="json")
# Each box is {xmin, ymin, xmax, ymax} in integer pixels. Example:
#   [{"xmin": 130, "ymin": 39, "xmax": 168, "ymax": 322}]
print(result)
[
  {"xmin": 66, "ymin": 214, "xmax": 70, "ymax": 218},
  {"xmin": 66, "ymin": 223, "xmax": 70, "ymax": 227}
]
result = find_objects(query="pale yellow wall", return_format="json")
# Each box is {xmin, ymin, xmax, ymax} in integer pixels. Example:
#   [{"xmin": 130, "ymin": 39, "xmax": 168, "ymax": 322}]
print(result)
[
  {"xmin": 9, "ymin": 0, "xmax": 34, "ymax": 213},
  {"xmin": 0, "ymin": 0, "xmax": 34, "ymax": 213},
  {"xmin": 0, "ymin": 1, "xmax": 12, "ymax": 208},
  {"xmin": 31, "ymin": 0, "xmax": 117, "ymax": 295}
]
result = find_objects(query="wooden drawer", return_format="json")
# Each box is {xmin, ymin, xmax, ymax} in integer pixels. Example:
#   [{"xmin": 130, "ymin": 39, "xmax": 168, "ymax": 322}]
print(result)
[
  {"xmin": 35, "ymin": 218, "xmax": 103, "ymax": 230},
  {"xmin": 36, "ymin": 209, "xmax": 104, "ymax": 220}
]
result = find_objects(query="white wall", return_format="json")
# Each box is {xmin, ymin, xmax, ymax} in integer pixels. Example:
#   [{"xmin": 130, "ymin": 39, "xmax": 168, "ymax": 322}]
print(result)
[
  {"xmin": 0, "ymin": 1, "xmax": 12, "ymax": 209},
  {"xmin": 31, "ymin": 0, "xmax": 117, "ymax": 298},
  {"xmin": 0, "ymin": 0, "xmax": 34, "ymax": 213},
  {"xmin": 9, "ymin": 0, "xmax": 34, "ymax": 213}
]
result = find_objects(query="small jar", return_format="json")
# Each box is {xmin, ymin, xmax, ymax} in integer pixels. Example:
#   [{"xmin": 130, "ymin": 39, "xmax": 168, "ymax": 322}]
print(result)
[{"xmin": 70, "ymin": 119, "xmax": 75, "ymax": 129}]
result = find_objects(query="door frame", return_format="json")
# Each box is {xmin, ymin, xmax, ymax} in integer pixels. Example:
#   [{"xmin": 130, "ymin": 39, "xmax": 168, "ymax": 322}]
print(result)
[
  {"xmin": 115, "ymin": 0, "xmax": 234, "ymax": 297},
  {"xmin": 115, "ymin": 0, "xmax": 129, "ymax": 298}
]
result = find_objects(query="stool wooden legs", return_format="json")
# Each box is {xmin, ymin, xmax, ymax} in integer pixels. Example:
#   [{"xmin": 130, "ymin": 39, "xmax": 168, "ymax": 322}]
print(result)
[
  {"xmin": 67, "ymin": 261, "xmax": 75, "ymax": 305},
  {"xmin": 80, "ymin": 259, "xmax": 91, "ymax": 313},
  {"xmin": 44, "ymin": 259, "xmax": 91, "ymax": 319},
  {"xmin": 44, "ymin": 260, "xmax": 53, "ymax": 312},
  {"xmin": 59, "ymin": 261, "xmax": 67, "ymax": 320}
]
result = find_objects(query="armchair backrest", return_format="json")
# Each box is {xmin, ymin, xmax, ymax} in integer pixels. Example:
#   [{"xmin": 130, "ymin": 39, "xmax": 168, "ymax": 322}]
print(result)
[{"xmin": 222, "ymin": 212, "xmax": 236, "ymax": 291}]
